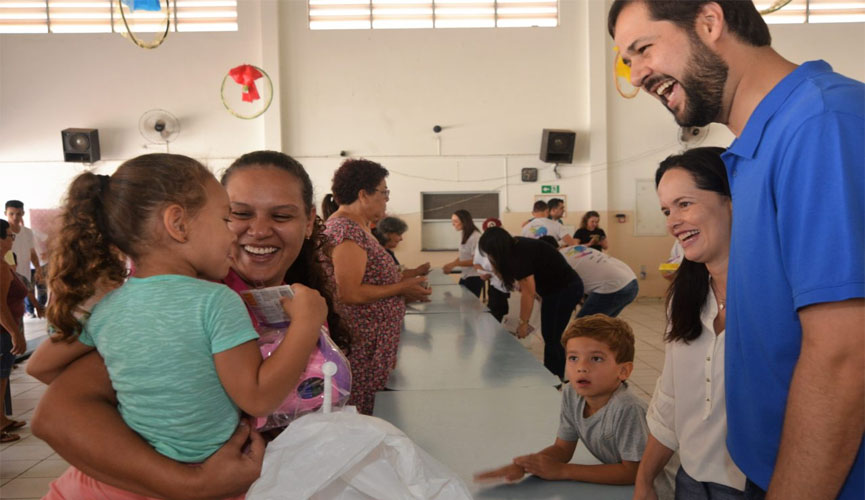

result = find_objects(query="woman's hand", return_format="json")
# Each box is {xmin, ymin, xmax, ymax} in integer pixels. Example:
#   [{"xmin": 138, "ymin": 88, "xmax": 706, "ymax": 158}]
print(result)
[
  {"xmin": 516, "ymin": 322, "xmax": 531, "ymax": 339},
  {"xmin": 10, "ymin": 330, "xmax": 26, "ymax": 356},
  {"xmin": 413, "ymin": 262, "xmax": 431, "ymax": 276},
  {"xmin": 400, "ymin": 276, "xmax": 432, "ymax": 303},
  {"xmin": 632, "ymin": 480, "xmax": 659, "ymax": 500},
  {"xmin": 442, "ymin": 262, "xmax": 455, "ymax": 274},
  {"xmin": 281, "ymin": 284, "xmax": 328, "ymax": 329}
]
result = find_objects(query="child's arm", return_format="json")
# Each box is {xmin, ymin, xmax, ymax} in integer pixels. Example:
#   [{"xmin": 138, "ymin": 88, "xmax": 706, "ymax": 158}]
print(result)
[
  {"xmin": 31, "ymin": 351, "xmax": 265, "ymax": 499},
  {"xmin": 514, "ymin": 438, "xmax": 639, "ymax": 484},
  {"xmin": 26, "ymin": 336, "xmax": 95, "ymax": 384},
  {"xmin": 213, "ymin": 284, "xmax": 326, "ymax": 417},
  {"xmin": 473, "ymin": 463, "xmax": 526, "ymax": 483},
  {"xmin": 473, "ymin": 438, "xmax": 578, "ymax": 484}
]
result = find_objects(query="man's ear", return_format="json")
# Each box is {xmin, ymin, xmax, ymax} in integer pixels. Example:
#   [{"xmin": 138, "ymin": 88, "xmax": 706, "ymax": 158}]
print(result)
[
  {"xmin": 162, "ymin": 204, "xmax": 188, "ymax": 243},
  {"xmin": 618, "ymin": 361, "xmax": 634, "ymax": 381},
  {"xmin": 696, "ymin": 2, "xmax": 726, "ymax": 45}
]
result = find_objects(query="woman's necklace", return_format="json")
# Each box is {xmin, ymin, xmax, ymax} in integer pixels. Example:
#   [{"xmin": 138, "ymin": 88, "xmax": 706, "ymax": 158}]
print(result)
[{"xmin": 711, "ymin": 280, "xmax": 726, "ymax": 311}]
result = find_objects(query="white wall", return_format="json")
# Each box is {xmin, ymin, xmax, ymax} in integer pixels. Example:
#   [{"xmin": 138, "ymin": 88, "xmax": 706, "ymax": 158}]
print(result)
[
  {"xmin": 0, "ymin": 0, "xmax": 862, "ymax": 293},
  {"xmin": 0, "ymin": 1, "xmax": 267, "ymax": 208},
  {"xmin": 277, "ymin": 0, "xmax": 597, "ymax": 226}
]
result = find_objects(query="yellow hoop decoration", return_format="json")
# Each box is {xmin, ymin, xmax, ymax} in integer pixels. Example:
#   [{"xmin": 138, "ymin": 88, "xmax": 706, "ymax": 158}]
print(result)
[
  {"xmin": 115, "ymin": 0, "xmax": 170, "ymax": 50},
  {"xmin": 759, "ymin": 0, "xmax": 793, "ymax": 15},
  {"xmin": 613, "ymin": 49, "xmax": 639, "ymax": 99},
  {"xmin": 220, "ymin": 65, "xmax": 274, "ymax": 120}
]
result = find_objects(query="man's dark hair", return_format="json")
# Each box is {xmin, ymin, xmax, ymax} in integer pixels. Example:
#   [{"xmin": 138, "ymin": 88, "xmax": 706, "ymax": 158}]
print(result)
[
  {"xmin": 548, "ymin": 198, "xmax": 564, "ymax": 210},
  {"xmin": 5, "ymin": 200, "xmax": 23, "ymax": 210},
  {"xmin": 532, "ymin": 200, "xmax": 548, "ymax": 212},
  {"xmin": 608, "ymin": 0, "xmax": 770, "ymax": 47}
]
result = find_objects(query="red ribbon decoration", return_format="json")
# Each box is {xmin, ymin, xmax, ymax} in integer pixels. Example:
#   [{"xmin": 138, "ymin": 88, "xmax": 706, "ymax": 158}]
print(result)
[{"xmin": 229, "ymin": 64, "xmax": 263, "ymax": 103}]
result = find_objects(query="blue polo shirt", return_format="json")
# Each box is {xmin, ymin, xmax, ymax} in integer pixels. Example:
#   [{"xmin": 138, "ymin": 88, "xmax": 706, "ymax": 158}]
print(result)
[{"xmin": 722, "ymin": 60, "xmax": 864, "ymax": 497}]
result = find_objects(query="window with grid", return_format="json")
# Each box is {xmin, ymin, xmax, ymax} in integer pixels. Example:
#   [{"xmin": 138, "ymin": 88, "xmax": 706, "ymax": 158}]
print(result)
[
  {"xmin": 308, "ymin": 0, "xmax": 559, "ymax": 30},
  {"xmin": 757, "ymin": 0, "xmax": 864, "ymax": 23},
  {"xmin": 0, "ymin": 0, "xmax": 237, "ymax": 34}
]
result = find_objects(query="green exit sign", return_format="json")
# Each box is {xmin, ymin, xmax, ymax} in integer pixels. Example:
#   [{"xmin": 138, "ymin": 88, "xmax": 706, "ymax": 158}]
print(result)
[{"xmin": 541, "ymin": 185, "xmax": 560, "ymax": 194}]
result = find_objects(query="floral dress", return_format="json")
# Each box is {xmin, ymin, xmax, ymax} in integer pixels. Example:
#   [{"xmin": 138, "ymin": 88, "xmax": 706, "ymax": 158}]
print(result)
[{"xmin": 324, "ymin": 216, "xmax": 406, "ymax": 415}]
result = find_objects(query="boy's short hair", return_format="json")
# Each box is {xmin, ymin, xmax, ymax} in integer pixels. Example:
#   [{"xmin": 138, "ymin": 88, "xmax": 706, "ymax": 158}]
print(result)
[
  {"xmin": 532, "ymin": 200, "xmax": 548, "ymax": 212},
  {"xmin": 561, "ymin": 314, "xmax": 635, "ymax": 364},
  {"xmin": 5, "ymin": 200, "xmax": 24, "ymax": 210},
  {"xmin": 548, "ymin": 198, "xmax": 564, "ymax": 210}
]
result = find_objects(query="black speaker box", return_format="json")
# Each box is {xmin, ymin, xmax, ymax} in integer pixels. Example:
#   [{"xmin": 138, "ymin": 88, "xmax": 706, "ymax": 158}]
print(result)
[
  {"xmin": 62, "ymin": 128, "xmax": 100, "ymax": 163},
  {"xmin": 540, "ymin": 129, "xmax": 575, "ymax": 164}
]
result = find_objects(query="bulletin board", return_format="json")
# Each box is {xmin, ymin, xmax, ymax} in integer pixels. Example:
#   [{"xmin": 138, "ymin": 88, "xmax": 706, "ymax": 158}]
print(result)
[{"xmin": 634, "ymin": 179, "xmax": 667, "ymax": 236}]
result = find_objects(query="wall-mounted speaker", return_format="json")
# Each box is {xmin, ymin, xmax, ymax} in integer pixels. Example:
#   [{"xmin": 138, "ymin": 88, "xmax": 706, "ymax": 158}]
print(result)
[
  {"xmin": 61, "ymin": 128, "xmax": 100, "ymax": 163},
  {"xmin": 521, "ymin": 168, "xmax": 538, "ymax": 182},
  {"xmin": 540, "ymin": 129, "xmax": 575, "ymax": 164}
]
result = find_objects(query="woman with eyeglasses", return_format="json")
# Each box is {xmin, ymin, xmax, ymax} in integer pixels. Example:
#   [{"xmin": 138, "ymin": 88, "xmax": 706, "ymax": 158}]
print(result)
[{"xmin": 324, "ymin": 159, "xmax": 431, "ymax": 414}]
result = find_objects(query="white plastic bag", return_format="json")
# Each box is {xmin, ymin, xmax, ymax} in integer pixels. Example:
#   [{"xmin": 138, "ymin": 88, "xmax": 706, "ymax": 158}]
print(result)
[{"xmin": 246, "ymin": 410, "xmax": 472, "ymax": 500}]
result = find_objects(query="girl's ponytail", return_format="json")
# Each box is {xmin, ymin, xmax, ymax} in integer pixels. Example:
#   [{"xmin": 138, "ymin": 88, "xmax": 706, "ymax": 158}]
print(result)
[
  {"xmin": 320, "ymin": 194, "xmax": 338, "ymax": 221},
  {"xmin": 47, "ymin": 172, "xmax": 127, "ymax": 341},
  {"xmin": 47, "ymin": 153, "xmax": 213, "ymax": 341}
]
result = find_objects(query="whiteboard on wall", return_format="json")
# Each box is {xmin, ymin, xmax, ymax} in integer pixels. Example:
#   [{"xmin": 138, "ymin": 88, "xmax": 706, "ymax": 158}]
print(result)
[{"xmin": 635, "ymin": 179, "xmax": 667, "ymax": 236}]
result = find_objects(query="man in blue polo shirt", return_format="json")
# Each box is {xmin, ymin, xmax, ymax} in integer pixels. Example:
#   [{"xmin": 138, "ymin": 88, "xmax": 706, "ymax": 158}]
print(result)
[{"xmin": 609, "ymin": 1, "xmax": 863, "ymax": 499}]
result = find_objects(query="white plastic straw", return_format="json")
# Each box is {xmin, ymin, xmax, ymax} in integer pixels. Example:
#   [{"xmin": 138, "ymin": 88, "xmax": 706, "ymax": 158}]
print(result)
[{"xmin": 322, "ymin": 361, "xmax": 337, "ymax": 413}]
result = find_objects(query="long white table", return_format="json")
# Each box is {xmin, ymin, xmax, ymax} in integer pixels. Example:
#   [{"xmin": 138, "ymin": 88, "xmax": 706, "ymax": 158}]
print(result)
[
  {"xmin": 386, "ymin": 312, "xmax": 558, "ymax": 390},
  {"xmin": 373, "ymin": 387, "xmax": 635, "ymax": 499},
  {"xmin": 424, "ymin": 268, "xmax": 461, "ymax": 286},
  {"xmin": 405, "ymin": 283, "xmax": 488, "ymax": 314}
]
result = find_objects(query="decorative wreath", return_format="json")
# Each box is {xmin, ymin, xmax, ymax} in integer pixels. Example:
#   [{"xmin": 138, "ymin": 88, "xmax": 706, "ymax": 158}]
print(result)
[
  {"xmin": 116, "ymin": 0, "xmax": 170, "ymax": 50},
  {"xmin": 221, "ymin": 64, "xmax": 274, "ymax": 120}
]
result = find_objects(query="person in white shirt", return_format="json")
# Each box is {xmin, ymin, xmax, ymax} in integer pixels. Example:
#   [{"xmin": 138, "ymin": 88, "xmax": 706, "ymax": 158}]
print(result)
[
  {"xmin": 4, "ymin": 200, "xmax": 43, "ymax": 320},
  {"xmin": 542, "ymin": 237, "xmax": 638, "ymax": 318},
  {"xmin": 473, "ymin": 217, "xmax": 509, "ymax": 322},
  {"xmin": 638, "ymin": 147, "xmax": 746, "ymax": 499},
  {"xmin": 443, "ymin": 210, "xmax": 483, "ymax": 297},
  {"xmin": 547, "ymin": 198, "xmax": 565, "ymax": 223},
  {"xmin": 522, "ymin": 200, "xmax": 577, "ymax": 246}
]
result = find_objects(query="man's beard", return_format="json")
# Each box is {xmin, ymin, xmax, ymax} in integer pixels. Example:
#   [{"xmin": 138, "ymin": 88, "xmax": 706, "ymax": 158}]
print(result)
[{"xmin": 674, "ymin": 34, "xmax": 729, "ymax": 127}]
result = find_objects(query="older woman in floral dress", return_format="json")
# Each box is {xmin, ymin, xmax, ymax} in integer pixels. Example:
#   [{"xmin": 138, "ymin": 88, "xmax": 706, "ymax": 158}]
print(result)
[{"xmin": 324, "ymin": 159, "xmax": 431, "ymax": 414}]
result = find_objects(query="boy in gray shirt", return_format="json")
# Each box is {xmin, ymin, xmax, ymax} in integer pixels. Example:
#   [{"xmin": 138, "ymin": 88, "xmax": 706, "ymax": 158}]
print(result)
[{"xmin": 475, "ymin": 314, "xmax": 674, "ymax": 498}]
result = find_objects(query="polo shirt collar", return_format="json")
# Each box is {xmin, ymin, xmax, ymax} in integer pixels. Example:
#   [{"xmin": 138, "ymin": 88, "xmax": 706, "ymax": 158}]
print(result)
[{"xmin": 725, "ymin": 60, "xmax": 831, "ymax": 160}]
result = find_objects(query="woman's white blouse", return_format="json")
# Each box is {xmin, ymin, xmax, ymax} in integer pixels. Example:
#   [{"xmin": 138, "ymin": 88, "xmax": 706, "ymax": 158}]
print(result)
[
  {"xmin": 647, "ymin": 291, "xmax": 746, "ymax": 490},
  {"xmin": 458, "ymin": 230, "xmax": 481, "ymax": 278}
]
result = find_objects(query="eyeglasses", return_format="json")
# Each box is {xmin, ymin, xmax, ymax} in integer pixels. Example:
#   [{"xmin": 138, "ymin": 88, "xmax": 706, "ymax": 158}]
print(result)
[{"xmin": 376, "ymin": 189, "xmax": 390, "ymax": 198}]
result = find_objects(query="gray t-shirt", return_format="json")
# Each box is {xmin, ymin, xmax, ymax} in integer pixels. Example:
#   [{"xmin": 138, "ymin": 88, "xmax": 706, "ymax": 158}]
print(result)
[
  {"xmin": 557, "ymin": 383, "xmax": 647, "ymax": 463},
  {"xmin": 558, "ymin": 382, "xmax": 675, "ymax": 499}
]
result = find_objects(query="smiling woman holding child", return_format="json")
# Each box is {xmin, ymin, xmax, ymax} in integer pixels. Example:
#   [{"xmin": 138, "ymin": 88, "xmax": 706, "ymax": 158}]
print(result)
[{"xmin": 28, "ymin": 151, "xmax": 348, "ymax": 499}]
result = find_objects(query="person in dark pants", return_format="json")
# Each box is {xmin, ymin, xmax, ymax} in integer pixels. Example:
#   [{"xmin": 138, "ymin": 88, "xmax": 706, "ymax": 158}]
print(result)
[
  {"xmin": 479, "ymin": 227, "xmax": 583, "ymax": 379},
  {"xmin": 474, "ymin": 218, "xmax": 509, "ymax": 322}
]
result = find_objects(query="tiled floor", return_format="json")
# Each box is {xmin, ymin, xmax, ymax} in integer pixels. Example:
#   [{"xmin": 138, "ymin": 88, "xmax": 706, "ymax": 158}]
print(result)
[
  {"xmin": 2, "ymin": 316, "xmax": 67, "ymax": 500},
  {"xmin": 0, "ymin": 298, "xmax": 668, "ymax": 498}
]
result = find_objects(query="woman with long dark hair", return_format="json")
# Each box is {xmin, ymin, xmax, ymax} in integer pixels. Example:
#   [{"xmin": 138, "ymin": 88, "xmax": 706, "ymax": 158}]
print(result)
[
  {"xmin": 443, "ymin": 209, "xmax": 483, "ymax": 297},
  {"xmin": 479, "ymin": 226, "xmax": 583, "ymax": 380},
  {"xmin": 634, "ymin": 147, "xmax": 745, "ymax": 499},
  {"xmin": 26, "ymin": 151, "xmax": 354, "ymax": 498}
]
